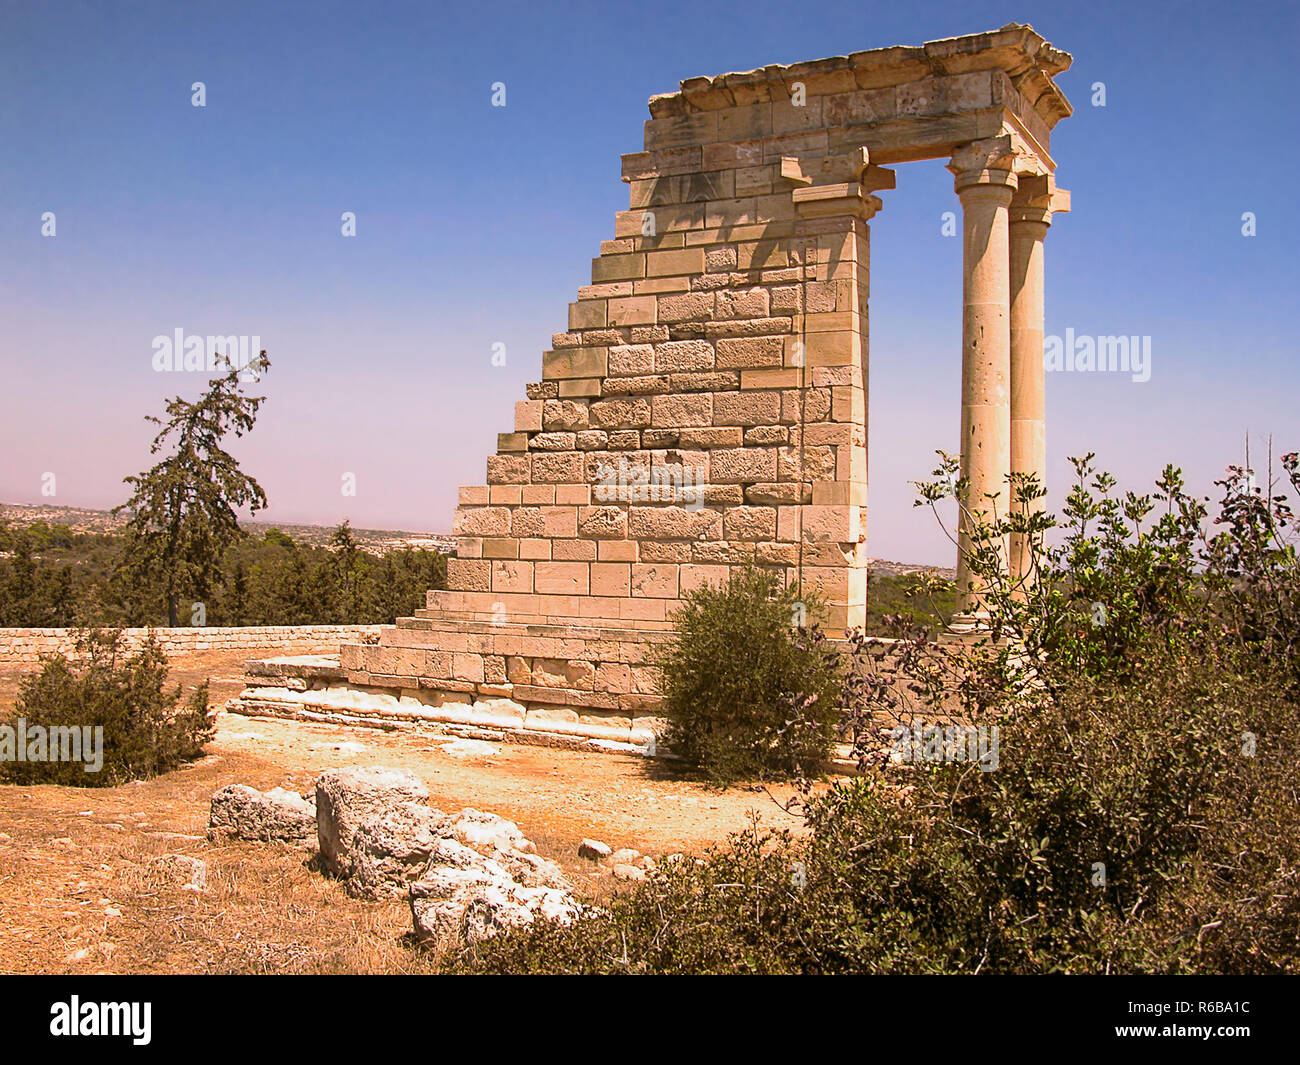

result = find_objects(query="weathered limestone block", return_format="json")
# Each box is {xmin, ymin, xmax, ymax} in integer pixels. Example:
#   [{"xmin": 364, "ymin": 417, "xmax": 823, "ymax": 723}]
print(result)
[
  {"xmin": 639, "ymin": 541, "xmax": 692, "ymax": 563},
  {"xmin": 314, "ymin": 767, "xmax": 442, "ymax": 899},
  {"xmin": 447, "ymin": 558, "xmax": 491, "ymax": 592},
  {"xmin": 669, "ymin": 370, "xmax": 738, "ymax": 393},
  {"xmin": 542, "ymin": 399, "xmax": 590, "ymax": 430},
  {"xmin": 710, "ymin": 446, "xmax": 778, "ymax": 483},
  {"xmin": 744, "ymin": 424, "xmax": 788, "ymax": 445},
  {"xmin": 346, "ymin": 802, "xmax": 448, "ymax": 900},
  {"xmin": 543, "ymin": 347, "xmax": 608, "ymax": 380},
  {"xmin": 447, "ymin": 809, "xmax": 535, "ymax": 856},
  {"xmin": 650, "ymin": 392, "xmax": 712, "ymax": 428},
  {"xmin": 590, "ymin": 397, "xmax": 652, "ymax": 430},
  {"xmin": 629, "ymin": 506, "xmax": 722, "ymax": 541},
  {"xmin": 603, "ymin": 373, "xmax": 671, "ymax": 397},
  {"xmin": 679, "ymin": 426, "xmax": 741, "ymax": 449},
  {"xmin": 529, "ymin": 431, "xmax": 576, "ymax": 451},
  {"xmin": 608, "ymin": 344, "xmax": 654, "ymax": 375},
  {"xmin": 578, "ymin": 506, "xmax": 627, "ymax": 539},
  {"xmin": 452, "ymin": 507, "xmax": 511, "ymax": 537},
  {"xmin": 535, "ymin": 562, "xmax": 590, "ymax": 595},
  {"xmin": 693, "ymin": 541, "xmax": 759, "ymax": 564},
  {"xmin": 607, "ymin": 429, "xmax": 642, "ymax": 449},
  {"xmin": 631, "ymin": 563, "xmax": 679, "ymax": 598},
  {"xmin": 531, "ymin": 452, "xmax": 586, "ymax": 483},
  {"xmin": 486, "ymin": 454, "xmax": 530, "ymax": 484},
  {"xmin": 208, "ymin": 784, "xmax": 317, "ymax": 847},
  {"xmin": 553, "ymin": 539, "xmax": 596, "ymax": 561},
  {"xmin": 574, "ymin": 429, "xmax": 610, "ymax": 450},
  {"xmin": 713, "ymin": 390, "xmax": 782, "ymax": 425},
  {"xmin": 653, "ymin": 339, "xmax": 714, "ymax": 372},
  {"xmin": 745, "ymin": 482, "xmax": 810, "ymax": 505},
  {"xmin": 722, "ymin": 506, "xmax": 778, "ymax": 541},
  {"xmin": 642, "ymin": 428, "xmax": 681, "ymax": 448},
  {"xmin": 408, "ymin": 837, "xmax": 580, "ymax": 948},
  {"xmin": 715, "ymin": 335, "xmax": 784, "ymax": 368}
]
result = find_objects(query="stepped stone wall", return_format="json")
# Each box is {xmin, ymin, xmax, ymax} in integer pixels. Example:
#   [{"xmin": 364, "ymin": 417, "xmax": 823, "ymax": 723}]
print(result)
[
  {"xmin": 330, "ymin": 24, "xmax": 1073, "ymax": 726},
  {"xmin": 443, "ymin": 96, "xmax": 881, "ymax": 634}
]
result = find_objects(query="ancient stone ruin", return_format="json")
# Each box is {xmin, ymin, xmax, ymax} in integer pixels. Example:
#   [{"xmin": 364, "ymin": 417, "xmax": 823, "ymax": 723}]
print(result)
[
  {"xmin": 232, "ymin": 24, "xmax": 1072, "ymax": 750},
  {"xmin": 208, "ymin": 769, "xmax": 584, "ymax": 946}
]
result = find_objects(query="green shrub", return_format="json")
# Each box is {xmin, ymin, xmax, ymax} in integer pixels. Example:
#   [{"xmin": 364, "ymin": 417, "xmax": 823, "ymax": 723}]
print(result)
[
  {"xmin": 1, "ymin": 629, "xmax": 213, "ymax": 787},
  {"xmin": 655, "ymin": 565, "xmax": 843, "ymax": 782}
]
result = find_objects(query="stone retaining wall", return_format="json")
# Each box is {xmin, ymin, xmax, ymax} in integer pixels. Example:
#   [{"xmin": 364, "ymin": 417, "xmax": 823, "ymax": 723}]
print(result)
[{"xmin": 0, "ymin": 626, "xmax": 391, "ymax": 665}]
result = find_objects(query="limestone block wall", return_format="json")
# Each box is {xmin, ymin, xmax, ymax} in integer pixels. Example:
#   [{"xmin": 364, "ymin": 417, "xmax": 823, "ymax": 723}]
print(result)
[
  {"xmin": 443, "ymin": 88, "xmax": 888, "ymax": 631},
  {"xmin": 0, "ymin": 625, "xmax": 390, "ymax": 666},
  {"xmin": 340, "ymin": 617, "xmax": 669, "ymax": 720}
]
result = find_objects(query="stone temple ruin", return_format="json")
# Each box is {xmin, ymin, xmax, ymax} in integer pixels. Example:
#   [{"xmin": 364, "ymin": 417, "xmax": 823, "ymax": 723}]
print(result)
[{"xmin": 232, "ymin": 24, "xmax": 1073, "ymax": 753}]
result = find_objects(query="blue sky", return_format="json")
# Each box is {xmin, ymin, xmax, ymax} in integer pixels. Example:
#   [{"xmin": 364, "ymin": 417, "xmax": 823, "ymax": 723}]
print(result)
[{"xmin": 1, "ymin": 0, "xmax": 1296, "ymax": 564}]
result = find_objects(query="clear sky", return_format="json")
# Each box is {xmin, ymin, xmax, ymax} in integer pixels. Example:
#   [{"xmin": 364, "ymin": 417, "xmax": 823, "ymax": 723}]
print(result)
[{"xmin": 1, "ymin": 0, "xmax": 1296, "ymax": 564}]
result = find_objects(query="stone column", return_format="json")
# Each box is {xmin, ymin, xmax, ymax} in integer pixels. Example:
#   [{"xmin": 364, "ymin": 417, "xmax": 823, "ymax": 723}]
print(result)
[
  {"xmin": 1008, "ymin": 175, "xmax": 1069, "ymax": 589},
  {"xmin": 947, "ymin": 137, "xmax": 1018, "ymax": 625}
]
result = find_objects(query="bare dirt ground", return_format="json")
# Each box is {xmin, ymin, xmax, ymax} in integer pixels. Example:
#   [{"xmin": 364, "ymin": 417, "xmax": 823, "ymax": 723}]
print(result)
[{"xmin": 0, "ymin": 649, "xmax": 804, "ymax": 974}]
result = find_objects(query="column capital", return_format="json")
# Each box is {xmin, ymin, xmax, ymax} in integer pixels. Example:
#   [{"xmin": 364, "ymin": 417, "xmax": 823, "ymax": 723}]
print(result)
[
  {"xmin": 791, "ymin": 183, "xmax": 885, "ymax": 221},
  {"xmin": 1009, "ymin": 173, "xmax": 1072, "ymax": 227},
  {"xmin": 783, "ymin": 147, "xmax": 895, "ymax": 221},
  {"xmin": 948, "ymin": 135, "xmax": 1020, "ymax": 193}
]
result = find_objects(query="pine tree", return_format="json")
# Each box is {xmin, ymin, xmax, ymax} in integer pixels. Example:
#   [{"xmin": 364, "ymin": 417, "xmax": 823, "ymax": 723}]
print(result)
[{"xmin": 115, "ymin": 353, "xmax": 270, "ymax": 625}]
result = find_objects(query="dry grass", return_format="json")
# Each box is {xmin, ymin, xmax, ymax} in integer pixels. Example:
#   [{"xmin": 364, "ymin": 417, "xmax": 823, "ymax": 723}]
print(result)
[{"xmin": 0, "ymin": 647, "xmax": 804, "ymax": 974}]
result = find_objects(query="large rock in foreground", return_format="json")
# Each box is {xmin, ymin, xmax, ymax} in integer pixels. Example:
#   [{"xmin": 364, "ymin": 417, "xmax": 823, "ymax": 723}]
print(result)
[
  {"xmin": 314, "ymin": 766, "xmax": 445, "ymax": 900},
  {"xmin": 208, "ymin": 784, "xmax": 317, "ymax": 847}
]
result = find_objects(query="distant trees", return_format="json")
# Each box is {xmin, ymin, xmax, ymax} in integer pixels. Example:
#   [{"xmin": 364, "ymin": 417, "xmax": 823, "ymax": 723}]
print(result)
[
  {"xmin": 0, "ymin": 519, "xmax": 447, "ymax": 628},
  {"xmin": 115, "ymin": 353, "xmax": 270, "ymax": 625},
  {"xmin": 0, "ymin": 349, "xmax": 450, "ymax": 629},
  {"xmin": 0, "ymin": 528, "xmax": 74, "ymax": 626}
]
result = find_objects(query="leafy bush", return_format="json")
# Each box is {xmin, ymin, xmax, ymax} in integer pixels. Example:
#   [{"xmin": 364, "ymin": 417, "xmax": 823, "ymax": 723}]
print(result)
[
  {"xmin": 655, "ymin": 565, "xmax": 843, "ymax": 782},
  {"xmin": 1, "ymin": 630, "xmax": 213, "ymax": 787}
]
